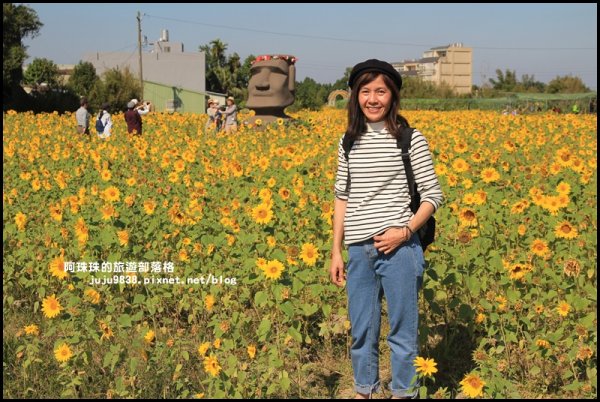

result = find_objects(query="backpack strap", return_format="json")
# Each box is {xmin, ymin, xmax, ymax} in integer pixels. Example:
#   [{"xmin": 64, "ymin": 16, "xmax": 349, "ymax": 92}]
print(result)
[
  {"xmin": 342, "ymin": 134, "xmax": 354, "ymax": 194},
  {"xmin": 397, "ymin": 127, "xmax": 420, "ymax": 212}
]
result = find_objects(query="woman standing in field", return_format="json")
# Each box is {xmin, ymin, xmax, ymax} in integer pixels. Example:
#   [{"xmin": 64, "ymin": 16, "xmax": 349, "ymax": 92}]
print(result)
[{"xmin": 329, "ymin": 59, "xmax": 443, "ymax": 399}]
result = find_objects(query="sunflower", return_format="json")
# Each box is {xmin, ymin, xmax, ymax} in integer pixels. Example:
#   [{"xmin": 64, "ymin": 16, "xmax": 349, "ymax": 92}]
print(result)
[
  {"xmin": 100, "ymin": 204, "xmax": 116, "ymax": 220},
  {"xmin": 555, "ymin": 181, "xmax": 571, "ymax": 195},
  {"xmin": 262, "ymin": 259, "xmax": 285, "ymax": 280},
  {"xmin": 49, "ymin": 255, "xmax": 68, "ymax": 280},
  {"xmin": 143, "ymin": 199, "xmax": 157, "ymax": 215},
  {"xmin": 117, "ymin": 230, "xmax": 129, "ymax": 246},
  {"xmin": 84, "ymin": 288, "xmax": 101, "ymax": 304},
  {"xmin": 100, "ymin": 169, "xmax": 112, "ymax": 181},
  {"xmin": 24, "ymin": 324, "xmax": 40, "ymax": 336},
  {"xmin": 54, "ymin": 343, "xmax": 73, "ymax": 363},
  {"xmin": 173, "ymin": 159, "xmax": 185, "ymax": 173},
  {"xmin": 49, "ymin": 203, "xmax": 63, "ymax": 222},
  {"xmin": 247, "ymin": 344, "xmax": 257, "ymax": 359},
  {"xmin": 480, "ymin": 167, "xmax": 500, "ymax": 183},
  {"xmin": 203, "ymin": 355, "xmax": 222, "ymax": 377},
  {"xmin": 15, "ymin": 212, "xmax": 26, "ymax": 231},
  {"xmin": 451, "ymin": 158, "xmax": 470, "ymax": 173},
  {"xmin": 267, "ymin": 236, "xmax": 276, "ymax": 248},
  {"xmin": 530, "ymin": 239, "xmax": 550, "ymax": 258},
  {"xmin": 556, "ymin": 301, "xmax": 571, "ymax": 317},
  {"xmin": 42, "ymin": 294, "xmax": 62, "ymax": 318},
  {"xmin": 458, "ymin": 208, "xmax": 477, "ymax": 227},
  {"xmin": 252, "ymin": 203, "xmax": 273, "ymax": 225},
  {"xmin": 536, "ymin": 339, "xmax": 550, "ymax": 349},
  {"xmin": 278, "ymin": 187, "xmax": 291, "ymax": 201},
  {"xmin": 102, "ymin": 186, "xmax": 120, "ymax": 203},
  {"xmin": 555, "ymin": 221, "xmax": 578, "ymax": 239},
  {"xmin": 459, "ymin": 373, "xmax": 486, "ymax": 398},
  {"xmin": 144, "ymin": 329, "xmax": 155, "ymax": 344},
  {"xmin": 205, "ymin": 295, "xmax": 216, "ymax": 311},
  {"xmin": 300, "ymin": 243, "xmax": 319, "ymax": 266},
  {"xmin": 197, "ymin": 342, "xmax": 210, "ymax": 357},
  {"xmin": 507, "ymin": 262, "xmax": 531, "ymax": 281},
  {"xmin": 563, "ymin": 259, "xmax": 581, "ymax": 277},
  {"xmin": 576, "ymin": 346, "xmax": 593, "ymax": 361},
  {"xmin": 259, "ymin": 188, "xmax": 272, "ymax": 202},
  {"xmin": 413, "ymin": 356, "xmax": 438, "ymax": 377},
  {"xmin": 98, "ymin": 320, "xmax": 113, "ymax": 340}
]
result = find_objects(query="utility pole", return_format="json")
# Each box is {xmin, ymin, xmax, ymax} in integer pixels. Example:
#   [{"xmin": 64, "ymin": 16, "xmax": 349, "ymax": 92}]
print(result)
[{"xmin": 137, "ymin": 11, "xmax": 144, "ymax": 99}]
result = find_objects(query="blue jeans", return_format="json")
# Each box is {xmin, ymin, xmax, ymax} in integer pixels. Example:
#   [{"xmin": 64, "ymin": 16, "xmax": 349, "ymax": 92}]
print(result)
[{"xmin": 346, "ymin": 235, "xmax": 424, "ymax": 398}]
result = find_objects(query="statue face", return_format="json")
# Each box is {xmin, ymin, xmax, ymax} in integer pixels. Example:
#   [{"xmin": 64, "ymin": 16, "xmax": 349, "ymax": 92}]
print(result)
[{"xmin": 246, "ymin": 59, "xmax": 295, "ymax": 109}]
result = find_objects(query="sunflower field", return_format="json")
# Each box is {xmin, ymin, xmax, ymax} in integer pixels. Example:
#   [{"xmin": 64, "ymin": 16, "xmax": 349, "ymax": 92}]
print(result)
[{"xmin": 3, "ymin": 108, "xmax": 597, "ymax": 398}]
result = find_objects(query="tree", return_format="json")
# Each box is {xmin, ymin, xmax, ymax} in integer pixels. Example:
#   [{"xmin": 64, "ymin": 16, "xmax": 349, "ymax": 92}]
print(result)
[
  {"xmin": 292, "ymin": 77, "xmax": 328, "ymax": 111},
  {"xmin": 331, "ymin": 67, "xmax": 353, "ymax": 91},
  {"xmin": 23, "ymin": 57, "xmax": 59, "ymax": 89},
  {"xmin": 199, "ymin": 39, "xmax": 255, "ymax": 101},
  {"xmin": 3, "ymin": 3, "xmax": 43, "ymax": 104},
  {"xmin": 546, "ymin": 75, "xmax": 590, "ymax": 94},
  {"xmin": 89, "ymin": 67, "xmax": 141, "ymax": 113},
  {"xmin": 517, "ymin": 74, "xmax": 546, "ymax": 93},
  {"xmin": 200, "ymin": 39, "xmax": 228, "ymax": 93},
  {"xmin": 489, "ymin": 69, "xmax": 518, "ymax": 92},
  {"xmin": 68, "ymin": 61, "xmax": 99, "ymax": 98}
]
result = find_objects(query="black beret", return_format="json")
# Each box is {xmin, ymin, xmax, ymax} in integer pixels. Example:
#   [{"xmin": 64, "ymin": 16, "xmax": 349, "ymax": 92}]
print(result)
[{"xmin": 348, "ymin": 59, "xmax": 402, "ymax": 91}]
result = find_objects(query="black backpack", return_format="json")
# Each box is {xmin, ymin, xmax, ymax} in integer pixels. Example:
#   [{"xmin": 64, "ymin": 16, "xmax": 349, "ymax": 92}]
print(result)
[
  {"xmin": 95, "ymin": 111, "xmax": 105, "ymax": 133},
  {"xmin": 342, "ymin": 126, "xmax": 436, "ymax": 251}
]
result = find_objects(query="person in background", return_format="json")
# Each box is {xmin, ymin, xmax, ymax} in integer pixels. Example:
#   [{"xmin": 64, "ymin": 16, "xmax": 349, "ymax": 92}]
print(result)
[
  {"xmin": 330, "ymin": 59, "xmax": 443, "ymax": 399},
  {"xmin": 124, "ymin": 100, "xmax": 143, "ymax": 135},
  {"xmin": 222, "ymin": 96, "xmax": 238, "ymax": 134},
  {"xmin": 75, "ymin": 97, "xmax": 91, "ymax": 135},
  {"xmin": 205, "ymin": 99, "xmax": 220, "ymax": 131},
  {"xmin": 133, "ymin": 99, "xmax": 151, "ymax": 116},
  {"xmin": 95, "ymin": 102, "xmax": 112, "ymax": 139}
]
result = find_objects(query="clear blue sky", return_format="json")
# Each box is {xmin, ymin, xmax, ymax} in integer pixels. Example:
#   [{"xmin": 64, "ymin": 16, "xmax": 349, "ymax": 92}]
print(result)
[{"xmin": 23, "ymin": 3, "xmax": 597, "ymax": 89}]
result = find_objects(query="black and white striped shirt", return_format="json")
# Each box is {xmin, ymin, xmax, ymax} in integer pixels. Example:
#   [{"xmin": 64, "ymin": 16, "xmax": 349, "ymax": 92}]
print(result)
[{"xmin": 334, "ymin": 121, "xmax": 443, "ymax": 246}]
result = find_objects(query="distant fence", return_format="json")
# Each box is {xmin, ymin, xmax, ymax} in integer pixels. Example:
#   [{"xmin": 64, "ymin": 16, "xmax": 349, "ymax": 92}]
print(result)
[{"xmin": 335, "ymin": 92, "xmax": 597, "ymax": 113}]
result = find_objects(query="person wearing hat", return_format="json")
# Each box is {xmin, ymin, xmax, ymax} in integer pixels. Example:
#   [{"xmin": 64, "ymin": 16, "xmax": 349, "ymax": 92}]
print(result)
[
  {"xmin": 221, "ymin": 96, "xmax": 238, "ymax": 134},
  {"xmin": 124, "ymin": 99, "xmax": 143, "ymax": 135},
  {"xmin": 205, "ymin": 99, "xmax": 220, "ymax": 132},
  {"xmin": 95, "ymin": 102, "xmax": 112, "ymax": 139},
  {"xmin": 329, "ymin": 59, "xmax": 443, "ymax": 399}
]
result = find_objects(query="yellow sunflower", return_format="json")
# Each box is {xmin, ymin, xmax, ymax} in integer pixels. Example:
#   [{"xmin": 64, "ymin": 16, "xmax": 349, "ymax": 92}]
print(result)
[
  {"xmin": 203, "ymin": 355, "xmax": 221, "ymax": 377},
  {"xmin": 42, "ymin": 294, "xmax": 62, "ymax": 318},
  {"xmin": 413, "ymin": 356, "xmax": 438, "ymax": 377},
  {"xmin": 300, "ymin": 243, "xmax": 319, "ymax": 266},
  {"xmin": 49, "ymin": 255, "xmax": 68, "ymax": 280},
  {"xmin": 15, "ymin": 212, "xmax": 26, "ymax": 231},
  {"xmin": 262, "ymin": 259, "xmax": 285, "ymax": 280},
  {"xmin": 197, "ymin": 342, "xmax": 210, "ymax": 357},
  {"xmin": 554, "ymin": 221, "xmax": 578, "ymax": 239},
  {"xmin": 252, "ymin": 203, "xmax": 273, "ymax": 225},
  {"xmin": 460, "ymin": 373, "xmax": 486, "ymax": 398},
  {"xmin": 54, "ymin": 343, "xmax": 73, "ymax": 363}
]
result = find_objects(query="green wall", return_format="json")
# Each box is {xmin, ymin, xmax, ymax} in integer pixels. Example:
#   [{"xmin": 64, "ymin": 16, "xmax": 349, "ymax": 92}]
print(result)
[{"xmin": 143, "ymin": 80, "xmax": 206, "ymax": 114}]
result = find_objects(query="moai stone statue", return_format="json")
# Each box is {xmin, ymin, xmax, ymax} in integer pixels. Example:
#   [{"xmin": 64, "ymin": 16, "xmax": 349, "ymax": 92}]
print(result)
[{"xmin": 245, "ymin": 55, "xmax": 297, "ymax": 125}]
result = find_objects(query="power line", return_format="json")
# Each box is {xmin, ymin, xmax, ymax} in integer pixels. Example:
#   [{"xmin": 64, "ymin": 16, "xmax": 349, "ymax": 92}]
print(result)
[{"xmin": 144, "ymin": 14, "xmax": 596, "ymax": 51}]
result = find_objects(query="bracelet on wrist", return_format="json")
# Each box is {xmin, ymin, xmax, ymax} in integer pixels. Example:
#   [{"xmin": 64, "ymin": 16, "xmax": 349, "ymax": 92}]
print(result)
[{"xmin": 405, "ymin": 225, "xmax": 415, "ymax": 235}]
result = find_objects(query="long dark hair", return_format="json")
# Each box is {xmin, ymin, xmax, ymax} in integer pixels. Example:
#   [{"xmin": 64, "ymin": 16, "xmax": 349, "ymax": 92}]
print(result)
[{"xmin": 344, "ymin": 72, "xmax": 410, "ymax": 143}]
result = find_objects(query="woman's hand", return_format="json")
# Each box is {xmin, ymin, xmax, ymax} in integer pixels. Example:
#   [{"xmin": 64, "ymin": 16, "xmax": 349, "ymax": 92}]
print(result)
[
  {"xmin": 373, "ymin": 227, "xmax": 410, "ymax": 254},
  {"xmin": 329, "ymin": 251, "xmax": 346, "ymax": 287}
]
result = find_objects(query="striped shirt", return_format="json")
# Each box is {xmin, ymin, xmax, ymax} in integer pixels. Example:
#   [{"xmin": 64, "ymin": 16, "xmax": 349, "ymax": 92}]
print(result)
[{"xmin": 334, "ymin": 121, "xmax": 443, "ymax": 246}]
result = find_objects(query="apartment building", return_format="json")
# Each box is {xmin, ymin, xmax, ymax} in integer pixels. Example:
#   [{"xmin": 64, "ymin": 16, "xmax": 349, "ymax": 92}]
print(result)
[{"xmin": 393, "ymin": 43, "xmax": 473, "ymax": 94}]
